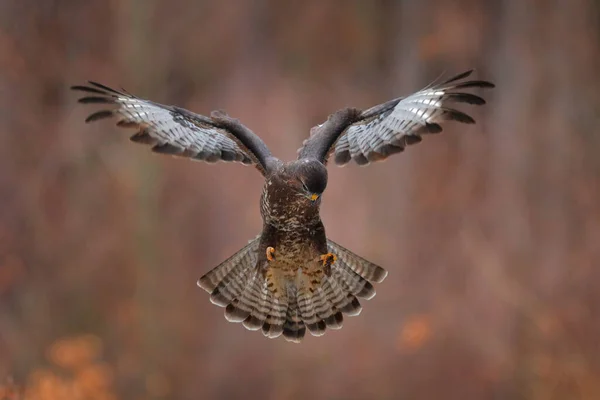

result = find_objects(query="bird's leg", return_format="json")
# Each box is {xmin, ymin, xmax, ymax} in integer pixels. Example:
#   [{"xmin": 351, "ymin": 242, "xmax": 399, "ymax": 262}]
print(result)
[
  {"xmin": 266, "ymin": 246, "xmax": 276, "ymax": 261},
  {"xmin": 319, "ymin": 252, "xmax": 337, "ymax": 269}
]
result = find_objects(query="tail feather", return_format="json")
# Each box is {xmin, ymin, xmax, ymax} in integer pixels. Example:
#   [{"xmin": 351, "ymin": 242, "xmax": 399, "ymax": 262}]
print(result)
[
  {"xmin": 298, "ymin": 288, "xmax": 327, "ymax": 336},
  {"xmin": 197, "ymin": 237, "xmax": 260, "ymax": 292},
  {"xmin": 198, "ymin": 237, "xmax": 387, "ymax": 342},
  {"xmin": 209, "ymin": 265, "xmax": 255, "ymax": 307},
  {"xmin": 198, "ymin": 237, "xmax": 260, "ymax": 307},
  {"xmin": 225, "ymin": 301, "xmax": 250, "ymax": 322},
  {"xmin": 324, "ymin": 311, "xmax": 344, "ymax": 329},
  {"xmin": 327, "ymin": 239, "xmax": 388, "ymax": 283},
  {"xmin": 333, "ymin": 262, "xmax": 376, "ymax": 300},
  {"xmin": 243, "ymin": 275, "xmax": 287, "ymax": 338},
  {"xmin": 282, "ymin": 292, "xmax": 306, "ymax": 343},
  {"xmin": 315, "ymin": 286, "xmax": 344, "ymax": 329},
  {"xmin": 239, "ymin": 271, "xmax": 271, "ymax": 330},
  {"xmin": 241, "ymin": 276, "xmax": 268, "ymax": 331},
  {"xmin": 261, "ymin": 296, "xmax": 287, "ymax": 339},
  {"xmin": 321, "ymin": 275, "xmax": 363, "ymax": 317}
]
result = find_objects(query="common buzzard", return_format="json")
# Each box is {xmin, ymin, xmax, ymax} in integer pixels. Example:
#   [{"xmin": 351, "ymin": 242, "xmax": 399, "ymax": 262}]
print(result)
[{"xmin": 72, "ymin": 70, "xmax": 494, "ymax": 342}]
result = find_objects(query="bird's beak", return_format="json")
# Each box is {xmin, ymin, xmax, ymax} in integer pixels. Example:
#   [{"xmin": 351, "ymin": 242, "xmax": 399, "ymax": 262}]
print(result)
[{"xmin": 310, "ymin": 193, "xmax": 319, "ymax": 201}]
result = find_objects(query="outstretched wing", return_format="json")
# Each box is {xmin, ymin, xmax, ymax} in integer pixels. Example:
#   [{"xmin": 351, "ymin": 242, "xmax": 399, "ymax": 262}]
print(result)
[
  {"xmin": 297, "ymin": 70, "xmax": 494, "ymax": 166},
  {"xmin": 71, "ymin": 82, "xmax": 275, "ymax": 175}
]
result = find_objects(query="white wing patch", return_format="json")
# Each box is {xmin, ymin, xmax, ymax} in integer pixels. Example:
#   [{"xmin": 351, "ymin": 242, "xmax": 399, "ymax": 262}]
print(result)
[
  {"xmin": 329, "ymin": 70, "xmax": 494, "ymax": 166},
  {"xmin": 72, "ymin": 82, "xmax": 256, "ymax": 165}
]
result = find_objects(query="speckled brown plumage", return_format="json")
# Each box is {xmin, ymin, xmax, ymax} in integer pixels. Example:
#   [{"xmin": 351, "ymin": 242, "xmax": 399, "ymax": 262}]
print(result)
[{"xmin": 72, "ymin": 70, "xmax": 494, "ymax": 342}]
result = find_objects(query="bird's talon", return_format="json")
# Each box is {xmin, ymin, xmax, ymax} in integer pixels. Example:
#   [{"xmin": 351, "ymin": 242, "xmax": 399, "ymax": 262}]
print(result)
[
  {"xmin": 266, "ymin": 246, "xmax": 276, "ymax": 261},
  {"xmin": 320, "ymin": 252, "xmax": 337, "ymax": 267}
]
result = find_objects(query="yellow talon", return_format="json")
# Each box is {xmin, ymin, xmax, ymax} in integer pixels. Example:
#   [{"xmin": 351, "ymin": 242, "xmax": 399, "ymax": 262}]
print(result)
[
  {"xmin": 320, "ymin": 252, "xmax": 337, "ymax": 267},
  {"xmin": 266, "ymin": 246, "xmax": 275, "ymax": 261}
]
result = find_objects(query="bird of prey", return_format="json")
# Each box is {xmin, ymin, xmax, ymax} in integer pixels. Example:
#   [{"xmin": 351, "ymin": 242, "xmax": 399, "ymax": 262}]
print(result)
[{"xmin": 72, "ymin": 70, "xmax": 494, "ymax": 342}]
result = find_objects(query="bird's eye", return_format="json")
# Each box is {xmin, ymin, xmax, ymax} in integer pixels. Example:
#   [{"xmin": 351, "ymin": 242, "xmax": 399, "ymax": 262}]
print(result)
[{"xmin": 299, "ymin": 179, "xmax": 309, "ymax": 192}]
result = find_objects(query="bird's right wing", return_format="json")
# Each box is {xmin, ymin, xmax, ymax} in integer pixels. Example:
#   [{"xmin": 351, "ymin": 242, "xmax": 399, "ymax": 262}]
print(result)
[{"xmin": 71, "ymin": 82, "xmax": 276, "ymax": 175}]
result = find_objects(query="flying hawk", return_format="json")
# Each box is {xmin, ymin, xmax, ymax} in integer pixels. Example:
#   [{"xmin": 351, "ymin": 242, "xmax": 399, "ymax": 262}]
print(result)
[{"xmin": 72, "ymin": 70, "xmax": 494, "ymax": 342}]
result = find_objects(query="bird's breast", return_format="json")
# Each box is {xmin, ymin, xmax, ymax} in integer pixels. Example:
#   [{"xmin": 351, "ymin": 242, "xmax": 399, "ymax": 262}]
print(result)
[{"xmin": 260, "ymin": 180, "xmax": 320, "ymax": 229}]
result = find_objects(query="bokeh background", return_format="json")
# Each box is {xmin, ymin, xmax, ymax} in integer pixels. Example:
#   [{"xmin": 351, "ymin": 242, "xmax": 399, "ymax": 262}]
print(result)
[{"xmin": 1, "ymin": 1, "xmax": 600, "ymax": 399}]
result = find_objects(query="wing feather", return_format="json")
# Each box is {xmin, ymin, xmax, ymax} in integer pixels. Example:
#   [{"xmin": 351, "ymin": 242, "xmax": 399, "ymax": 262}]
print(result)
[
  {"xmin": 298, "ymin": 70, "xmax": 494, "ymax": 166},
  {"xmin": 72, "ymin": 82, "xmax": 274, "ymax": 174}
]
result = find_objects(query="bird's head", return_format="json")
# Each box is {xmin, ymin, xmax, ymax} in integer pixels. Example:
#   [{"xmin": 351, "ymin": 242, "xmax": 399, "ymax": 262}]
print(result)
[{"xmin": 287, "ymin": 159, "xmax": 328, "ymax": 203}]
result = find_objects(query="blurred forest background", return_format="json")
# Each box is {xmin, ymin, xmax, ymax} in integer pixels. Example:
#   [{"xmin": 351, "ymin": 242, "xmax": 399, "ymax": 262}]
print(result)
[{"xmin": 1, "ymin": 0, "xmax": 600, "ymax": 399}]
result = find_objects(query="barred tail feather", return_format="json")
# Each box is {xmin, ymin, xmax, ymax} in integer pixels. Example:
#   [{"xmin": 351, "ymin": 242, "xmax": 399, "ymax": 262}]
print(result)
[
  {"xmin": 261, "ymin": 295, "xmax": 287, "ymax": 339},
  {"xmin": 316, "ymin": 286, "xmax": 344, "ymax": 329},
  {"xmin": 198, "ymin": 237, "xmax": 288, "ymax": 339},
  {"xmin": 198, "ymin": 237, "xmax": 387, "ymax": 343},
  {"xmin": 298, "ymin": 287, "xmax": 327, "ymax": 336},
  {"xmin": 197, "ymin": 237, "xmax": 261, "ymax": 307},
  {"xmin": 327, "ymin": 239, "xmax": 388, "ymax": 283},
  {"xmin": 283, "ymin": 290, "xmax": 306, "ymax": 343}
]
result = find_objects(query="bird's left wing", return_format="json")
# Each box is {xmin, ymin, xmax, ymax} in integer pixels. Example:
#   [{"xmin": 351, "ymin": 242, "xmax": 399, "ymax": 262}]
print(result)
[
  {"xmin": 71, "ymin": 82, "xmax": 275, "ymax": 175},
  {"xmin": 297, "ymin": 70, "xmax": 494, "ymax": 166}
]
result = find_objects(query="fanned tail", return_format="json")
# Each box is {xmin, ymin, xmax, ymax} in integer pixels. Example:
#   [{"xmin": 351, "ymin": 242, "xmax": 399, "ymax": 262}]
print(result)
[{"xmin": 198, "ymin": 237, "xmax": 388, "ymax": 343}]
